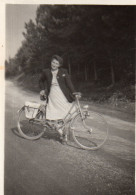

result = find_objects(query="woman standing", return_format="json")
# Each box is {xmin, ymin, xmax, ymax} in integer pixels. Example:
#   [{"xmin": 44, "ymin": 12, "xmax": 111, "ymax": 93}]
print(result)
[{"xmin": 39, "ymin": 55, "xmax": 77, "ymax": 142}]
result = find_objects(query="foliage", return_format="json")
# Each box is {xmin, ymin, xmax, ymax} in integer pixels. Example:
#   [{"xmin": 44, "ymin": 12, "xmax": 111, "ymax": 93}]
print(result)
[{"xmin": 6, "ymin": 5, "xmax": 135, "ymax": 86}]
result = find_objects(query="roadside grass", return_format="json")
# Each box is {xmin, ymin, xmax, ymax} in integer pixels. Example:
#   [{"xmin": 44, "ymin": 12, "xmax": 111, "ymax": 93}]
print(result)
[
  {"xmin": 11, "ymin": 73, "xmax": 135, "ymax": 116},
  {"xmin": 76, "ymin": 81, "xmax": 135, "ymax": 114}
]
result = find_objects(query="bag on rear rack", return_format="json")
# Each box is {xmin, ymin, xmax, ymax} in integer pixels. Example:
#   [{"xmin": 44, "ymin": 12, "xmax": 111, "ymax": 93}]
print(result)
[{"xmin": 25, "ymin": 101, "xmax": 41, "ymax": 119}]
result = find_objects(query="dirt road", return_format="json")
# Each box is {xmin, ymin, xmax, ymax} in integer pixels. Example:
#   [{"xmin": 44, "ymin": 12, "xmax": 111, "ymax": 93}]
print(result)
[{"xmin": 5, "ymin": 80, "xmax": 135, "ymax": 195}]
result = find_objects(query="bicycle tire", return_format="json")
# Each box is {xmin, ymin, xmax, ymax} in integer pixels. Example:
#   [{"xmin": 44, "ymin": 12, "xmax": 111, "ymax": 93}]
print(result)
[
  {"xmin": 17, "ymin": 106, "xmax": 45, "ymax": 140},
  {"xmin": 70, "ymin": 112, "xmax": 108, "ymax": 150}
]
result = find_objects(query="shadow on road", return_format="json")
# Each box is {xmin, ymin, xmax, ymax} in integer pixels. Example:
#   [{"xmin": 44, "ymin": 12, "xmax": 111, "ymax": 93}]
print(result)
[
  {"xmin": 11, "ymin": 126, "xmax": 82, "ymax": 150},
  {"xmin": 12, "ymin": 126, "xmax": 62, "ymax": 143}
]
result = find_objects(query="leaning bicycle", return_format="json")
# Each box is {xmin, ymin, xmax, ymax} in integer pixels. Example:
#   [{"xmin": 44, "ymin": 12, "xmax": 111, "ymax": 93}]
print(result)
[{"xmin": 17, "ymin": 93, "xmax": 108, "ymax": 150}]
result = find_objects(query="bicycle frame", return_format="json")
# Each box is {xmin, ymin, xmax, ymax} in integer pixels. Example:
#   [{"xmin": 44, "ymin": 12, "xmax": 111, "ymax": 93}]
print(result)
[
  {"xmin": 18, "ymin": 95, "xmax": 108, "ymax": 149},
  {"xmin": 26, "ymin": 96, "xmax": 89, "ymax": 132}
]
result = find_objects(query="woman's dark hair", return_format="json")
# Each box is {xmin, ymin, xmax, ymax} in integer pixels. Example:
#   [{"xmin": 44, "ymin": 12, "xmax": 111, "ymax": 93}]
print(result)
[{"xmin": 51, "ymin": 55, "xmax": 63, "ymax": 66}]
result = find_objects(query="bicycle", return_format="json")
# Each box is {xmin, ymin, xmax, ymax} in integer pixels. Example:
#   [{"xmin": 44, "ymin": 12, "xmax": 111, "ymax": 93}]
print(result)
[{"xmin": 17, "ymin": 93, "xmax": 108, "ymax": 150}]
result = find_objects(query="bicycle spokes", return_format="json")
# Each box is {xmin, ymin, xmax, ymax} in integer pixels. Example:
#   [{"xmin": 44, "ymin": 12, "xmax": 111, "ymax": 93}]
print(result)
[{"xmin": 71, "ymin": 112, "xmax": 108, "ymax": 150}]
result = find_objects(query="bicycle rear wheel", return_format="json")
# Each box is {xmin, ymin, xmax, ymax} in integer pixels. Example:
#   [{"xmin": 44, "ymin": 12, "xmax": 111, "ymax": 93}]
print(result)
[
  {"xmin": 17, "ymin": 106, "xmax": 45, "ymax": 140},
  {"xmin": 71, "ymin": 112, "xmax": 108, "ymax": 150}
]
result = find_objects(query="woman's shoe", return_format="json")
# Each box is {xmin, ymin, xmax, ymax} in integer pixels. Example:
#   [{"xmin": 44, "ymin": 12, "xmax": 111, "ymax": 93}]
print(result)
[{"xmin": 61, "ymin": 134, "xmax": 67, "ymax": 145}]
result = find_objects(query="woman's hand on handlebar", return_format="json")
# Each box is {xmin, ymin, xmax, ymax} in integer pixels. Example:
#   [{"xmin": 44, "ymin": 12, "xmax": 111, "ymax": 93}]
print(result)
[
  {"xmin": 40, "ymin": 90, "xmax": 47, "ymax": 101},
  {"xmin": 72, "ymin": 92, "xmax": 82, "ymax": 99}
]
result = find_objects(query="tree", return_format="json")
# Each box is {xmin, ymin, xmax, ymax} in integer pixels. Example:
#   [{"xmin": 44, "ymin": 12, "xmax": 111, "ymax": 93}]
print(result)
[{"xmin": 7, "ymin": 5, "xmax": 135, "ymax": 86}]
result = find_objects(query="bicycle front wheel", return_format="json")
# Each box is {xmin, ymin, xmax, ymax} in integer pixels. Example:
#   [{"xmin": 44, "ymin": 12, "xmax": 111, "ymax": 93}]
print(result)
[
  {"xmin": 71, "ymin": 112, "xmax": 108, "ymax": 150},
  {"xmin": 17, "ymin": 106, "xmax": 45, "ymax": 140}
]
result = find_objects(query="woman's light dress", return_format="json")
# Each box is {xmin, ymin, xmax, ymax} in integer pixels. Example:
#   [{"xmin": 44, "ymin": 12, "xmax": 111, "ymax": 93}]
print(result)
[{"xmin": 46, "ymin": 69, "xmax": 75, "ymax": 120}]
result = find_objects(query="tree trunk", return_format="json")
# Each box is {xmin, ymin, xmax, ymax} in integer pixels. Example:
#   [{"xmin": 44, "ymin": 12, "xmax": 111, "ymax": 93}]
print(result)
[
  {"xmin": 68, "ymin": 57, "xmax": 71, "ymax": 75},
  {"xmin": 93, "ymin": 61, "xmax": 98, "ymax": 81},
  {"xmin": 68, "ymin": 62, "xmax": 71, "ymax": 75},
  {"xmin": 78, "ymin": 63, "xmax": 80, "ymax": 74},
  {"xmin": 110, "ymin": 59, "xmax": 115, "ymax": 85},
  {"xmin": 85, "ymin": 64, "xmax": 88, "ymax": 81}
]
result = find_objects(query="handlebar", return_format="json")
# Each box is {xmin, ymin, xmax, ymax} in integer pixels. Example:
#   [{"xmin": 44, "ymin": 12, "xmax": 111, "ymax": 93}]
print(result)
[{"xmin": 73, "ymin": 92, "xmax": 82, "ymax": 99}]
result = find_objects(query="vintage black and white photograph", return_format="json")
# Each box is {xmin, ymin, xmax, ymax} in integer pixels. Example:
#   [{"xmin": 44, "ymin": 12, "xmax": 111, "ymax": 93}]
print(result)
[{"xmin": 5, "ymin": 3, "xmax": 135, "ymax": 195}]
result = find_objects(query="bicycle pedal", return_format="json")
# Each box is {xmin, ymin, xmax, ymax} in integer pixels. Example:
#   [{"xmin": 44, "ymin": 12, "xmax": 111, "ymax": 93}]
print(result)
[
  {"xmin": 88, "ymin": 128, "xmax": 92, "ymax": 134},
  {"xmin": 57, "ymin": 128, "xmax": 63, "ymax": 136},
  {"xmin": 71, "ymin": 127, "xmax": 75, "ymax": 130}
]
